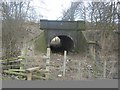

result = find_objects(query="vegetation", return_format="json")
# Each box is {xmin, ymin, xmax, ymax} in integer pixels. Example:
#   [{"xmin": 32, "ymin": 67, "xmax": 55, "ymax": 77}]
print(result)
[
  {"xmin": 34, "ymin": 31, "xmax": 47, "ymax": 53},
  {"xmin": 1, "ymin": 1, "xmax": 119, "ymax": 80},
  {"xmin": 61, "ymin": 1, "xmax": 119, "ymax": 79},
  {"xmin": 2, "ymin": 2, "xmax": 30, "ymax": 59}
]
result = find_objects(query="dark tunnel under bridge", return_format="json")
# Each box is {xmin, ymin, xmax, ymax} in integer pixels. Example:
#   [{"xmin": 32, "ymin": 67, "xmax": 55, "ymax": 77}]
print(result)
[{"xmin": 50, "ymin": 35, "xmax": 74, "ymax": 53}]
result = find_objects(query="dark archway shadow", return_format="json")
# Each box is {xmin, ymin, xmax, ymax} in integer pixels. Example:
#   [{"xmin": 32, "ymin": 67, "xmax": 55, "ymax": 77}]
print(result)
[{"xmin": 50, "ymin": 35, "xmax": 74, "ymax": 53}]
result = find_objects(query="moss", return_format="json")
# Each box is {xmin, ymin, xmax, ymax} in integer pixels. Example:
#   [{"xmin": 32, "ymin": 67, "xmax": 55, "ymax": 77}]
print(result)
[
  {"xmin": 0, "ymin": 77, "xmax": 12, "ymax": 80},
  {"xmin": 34, "ymin": 32, "xmax": 47, "ymax": 53}
]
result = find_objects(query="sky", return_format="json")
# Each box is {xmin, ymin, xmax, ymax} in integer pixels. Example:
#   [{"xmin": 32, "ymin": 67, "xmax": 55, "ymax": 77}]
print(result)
[
  {"xmin": 32, "ymin": 0, "xmax": 72, "ymax": 20},
  {"xmin": 31, "ymin": 0, "xmax": 118, "ymax": 21}
]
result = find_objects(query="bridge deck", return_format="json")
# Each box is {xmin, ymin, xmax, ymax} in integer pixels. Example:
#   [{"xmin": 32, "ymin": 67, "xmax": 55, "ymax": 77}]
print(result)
[{"xmin": 40, "ymin": 20, "xmax": 85, "ymax": 30}]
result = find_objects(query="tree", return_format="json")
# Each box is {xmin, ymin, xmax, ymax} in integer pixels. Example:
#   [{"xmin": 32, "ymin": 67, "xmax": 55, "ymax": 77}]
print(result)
[
  {"xmin": 62, "ymin": 2, "xmax": 85, "ymax": 21},
  {"xmin": 2, "ymin": 1, "xmax": 33, "ymax": 59},
  {"xmin": 88, "ymin": 2, "xmax": 118, "ymax": 30}
]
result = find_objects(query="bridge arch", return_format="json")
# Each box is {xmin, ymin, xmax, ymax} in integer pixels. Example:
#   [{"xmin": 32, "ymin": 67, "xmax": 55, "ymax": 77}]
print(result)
[{"xmin": 50, "ymin": 35, "xmax": 74, "ymax": 53}]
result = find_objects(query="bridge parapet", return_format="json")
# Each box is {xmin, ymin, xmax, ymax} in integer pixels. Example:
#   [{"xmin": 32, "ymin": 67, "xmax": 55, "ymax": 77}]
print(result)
[{"xmin": 40, "ymin": 20, "xmax": 85, "ymax": 30}]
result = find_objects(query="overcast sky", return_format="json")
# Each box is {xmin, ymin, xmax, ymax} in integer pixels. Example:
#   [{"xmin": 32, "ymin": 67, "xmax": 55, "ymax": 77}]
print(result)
[{"xmin": 32, "ymin": 0, "xmax": 72, "ymax": 20}]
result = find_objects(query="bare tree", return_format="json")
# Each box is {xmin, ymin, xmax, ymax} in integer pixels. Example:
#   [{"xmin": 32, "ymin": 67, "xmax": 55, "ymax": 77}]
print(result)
[
  {"xmin": 62, "ymin": 2, "xmax": 85, "ymax": 21},
  {"xmin": 2, "ymin": 1, "xmax": 34, "ymax": 59},
  {"xmin": 88, "ymin": 2, "xmax": 118, "ymax": 30}
]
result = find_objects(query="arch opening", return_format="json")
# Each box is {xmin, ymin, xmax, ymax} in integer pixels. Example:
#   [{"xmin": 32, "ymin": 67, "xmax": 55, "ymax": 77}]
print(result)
[{"xmin": 50, "ymin": 35, "xmax": 74, "ymax": 53}]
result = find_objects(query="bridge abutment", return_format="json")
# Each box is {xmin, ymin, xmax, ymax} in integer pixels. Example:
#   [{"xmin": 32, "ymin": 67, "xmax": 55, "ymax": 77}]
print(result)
[{"xmin": 40, "ymin": 20, "xmax": 87, "ymax": 53}]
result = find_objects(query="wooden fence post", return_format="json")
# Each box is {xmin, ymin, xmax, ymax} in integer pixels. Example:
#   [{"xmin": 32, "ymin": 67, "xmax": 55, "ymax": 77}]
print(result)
[
  {"xmin": 63, "ymin": 50, "xmax": 67, "ymax": 77},
  {"xmin": 26, "ymin": 67, "xmax": 40, "ymax": 80},
  {"xmin": 88, "ymin": 41, "xmax": 96, "ymax": 61},
  {"xmin": 103, "ymin": 60, "xmax": 107, "ymax": 79},
  {"xmin": 78, "ymin": 60, "xmax": 82, "ymax": 80},
  {"xmin": 26, "ymin": 71, "xmax": 32, "ymax": 80},
  {"xmin": 45, "ymin": 48, "xmax": 51, "ymax": 79}
]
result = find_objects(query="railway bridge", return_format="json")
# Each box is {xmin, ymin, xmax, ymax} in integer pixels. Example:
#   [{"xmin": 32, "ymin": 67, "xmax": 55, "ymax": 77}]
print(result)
[{"xmin": 40, "ymin": 19, "xmax": 87, "ymax": 53}]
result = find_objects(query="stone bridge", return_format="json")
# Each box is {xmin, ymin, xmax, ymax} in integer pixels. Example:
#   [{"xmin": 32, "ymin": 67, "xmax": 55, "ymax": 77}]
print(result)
[{"xmin": 40, "ymin": 19, "xmax": 87, "ymax": 52}]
